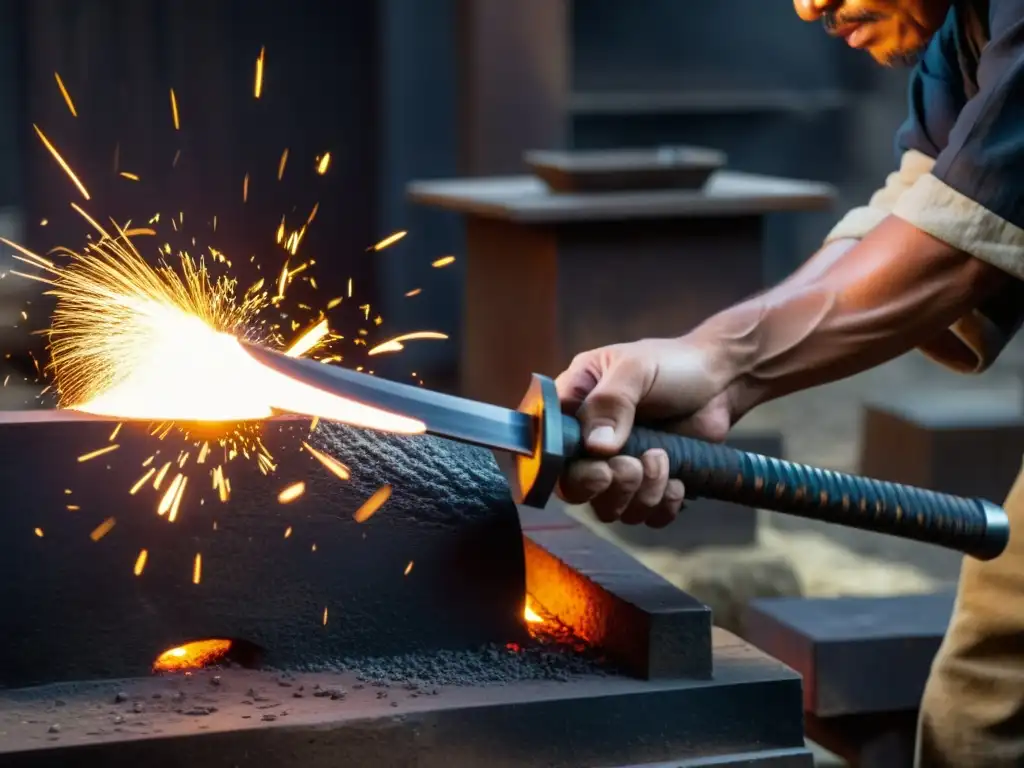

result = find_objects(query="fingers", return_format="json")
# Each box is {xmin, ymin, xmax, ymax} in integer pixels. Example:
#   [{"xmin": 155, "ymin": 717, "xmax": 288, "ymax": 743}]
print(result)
[
  {"xmin": 576, "ymin": 359, "xmax": 650, "ymax": 455},
  {"xmin": 558, "ymin": 448, "xmax": 685, "ymax": 529}
]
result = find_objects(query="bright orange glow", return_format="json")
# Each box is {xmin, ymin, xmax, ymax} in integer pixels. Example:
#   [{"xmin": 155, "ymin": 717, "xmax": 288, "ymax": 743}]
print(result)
[
  {"xmin": 243, "ymin": 173, "xmax": 250, "ymax": 202},
  {"xmin": 404, "ymin": 288, "xmax": 422, "ymax": 297},
  {"xmin": 153, "ymin": 639, "xmax": 232, "ymax": 672},
  {"xmin": 192, "ymin": 553, "xmax": 202, "ymax": 584},
  {"xmin": 431, "ymin": 255, "xmax": 455, "ymax": 268},
  {"xmin": 35, "ymin": 232, "xmax": 424, "ymax": 432},
  {"xmin": 354, "ymin": 484, "xmax": 392, "ymax": 523},
  {"xmin": 316, "ymin": 153, "xmax": 331, "ymax": 175},
  {"xmin": 54, "ymin": 72, "xmax": 77, "ymax": 117},
  {"xmin": 33, "ymin": 125, "xmax": 90, "ymax": 200},
  {"xmin": 367, "ymin": 331, "xmax": 447, "ymax": 357},
  {"xmin": 404, "ymin": 560, "xmax": 414, "ymax": 576},
  {"xmin": 119, "ymin": 171, "xmax": 140, "ymax": 181},
  {"xmin": 277, "ymin": 481, "xmax": 305, "ymax": 503},
  {"xmin": 524, "ymin": 596, "xmax": 544, "ymax": 624}
]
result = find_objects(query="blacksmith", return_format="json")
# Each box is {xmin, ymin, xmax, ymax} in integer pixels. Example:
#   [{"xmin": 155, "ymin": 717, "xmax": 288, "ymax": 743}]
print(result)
[{"xmin": 556, "ymin": 0, "xmax": 1024, "ymax": 764}]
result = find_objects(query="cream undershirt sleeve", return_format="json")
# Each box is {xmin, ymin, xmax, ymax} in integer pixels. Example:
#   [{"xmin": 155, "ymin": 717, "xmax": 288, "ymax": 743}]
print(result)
[{"xmin": 821, "ymin": 149, "xmax": 1024, "ymax": 373}]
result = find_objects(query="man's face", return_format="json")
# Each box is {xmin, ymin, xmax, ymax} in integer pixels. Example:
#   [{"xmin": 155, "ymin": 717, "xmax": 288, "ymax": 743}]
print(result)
[{"xmin": 793, "ymin": 0, "xmax": 952, "ymax": 65}]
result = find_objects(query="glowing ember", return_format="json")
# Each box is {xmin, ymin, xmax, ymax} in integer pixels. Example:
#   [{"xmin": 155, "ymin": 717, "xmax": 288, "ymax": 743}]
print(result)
[
  {"xmin": 109, "ymin": 422, "xmax": 123, "ymax": 441},
  {"xmin": 353, "ymin": 484, "xmax": 392, "ymax": 523},
  {"xmin": 169, "ymin": 88, "xmax": 180, "ymax": 131},
  {"xmin": 33, "ymin": 125, "xmax": 90, "ymax": 200},
  {"xmin": 302, "ymin": 441, "xmax": 350, "ymax": 481},
  {"xmin": 277, "ymin": 148, "xmax": 289, "ymax": 181},
  {"xmin": 153, "ymin": 639, "xmax": 232, "ymax": 672},
  {"xmin": 367, "ymin": 331, "xmax": 447, "ymax": 356},
  {"xmin": 33, "ymin": 528, "xmax": 43, "ymax": 538},
  {"xmin": 316, "ymin": 152, "xmax": 331, "ymax": 175},
  {"xmin": 284, "ymin": 318, "xmax": 329, "ymax": 359},
  {"xmin": 277, "ymin": 481, "xmax": 305, "ymax": 504},
  {"xmin": 78, "ymin": 444, "xmax": 119, "ymax": 463},
  {"xmin": 133, "ymin": 549, "xmax": 148, "ymax": 575},
  {"xmin": 54, "ymin": 72, "xmax": 77, "ymax": 117},
  {"xmin": 254, "ymin": 47, "xmax": 266, "ymax": 99},
  {"xmin": 119, "ymin": 171, "xmax": 140, "ymax": 181},
  {"xmin": 404, "ymin": 288, "xmax": 422, "ymax": 297},
  {"xmin": 431, "ymin": 255, "xmax": 455, "ymax": 268},
  {"xmin": 371, "ymin": 231, "xmax": 407, "ymax": 251},
  {"xmin": 89, "ymin": 517, "xmax": 117, "ymax": 542},
  {"xmin": 322, "ymin": 606, "xmax": 328, "ymax": 626},
  {"xmin": 193, "ymin": 553, "xmax": 202, "ymax": 584},
  {"xmin": 404, "ymin": 560, "xmax": 414, "ymax": 576}
]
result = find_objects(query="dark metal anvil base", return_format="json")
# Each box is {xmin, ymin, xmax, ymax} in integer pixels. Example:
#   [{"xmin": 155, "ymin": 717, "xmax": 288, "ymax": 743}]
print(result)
[
  {"xmin": 0, "ymin": 417, "xmax": 526, "ymax": 688},
  {"xmin": 0, "ymin": 630, "xmax": 811, "ymax": 768}
]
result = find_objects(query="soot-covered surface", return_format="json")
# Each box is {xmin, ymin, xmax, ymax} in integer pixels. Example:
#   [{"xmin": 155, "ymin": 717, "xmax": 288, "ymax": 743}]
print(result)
[
  {"xmin": 0, "ymin": 630, "xmax": 808, "ymax": 768},
  {"xmin": 0, "ymin": 417, "xmax": 526, "ymax": 688}
]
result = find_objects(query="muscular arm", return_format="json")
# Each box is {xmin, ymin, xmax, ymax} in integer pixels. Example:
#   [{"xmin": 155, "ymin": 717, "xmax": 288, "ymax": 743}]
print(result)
[{"xmin": 694, "ymin": 215, "xmax": 1011, "ymax": 419}]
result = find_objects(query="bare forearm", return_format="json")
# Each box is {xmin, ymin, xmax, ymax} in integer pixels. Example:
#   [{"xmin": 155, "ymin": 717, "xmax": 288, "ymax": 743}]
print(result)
[{"xmin": 692, "ymin": 216, "xmax": 1010, "ymax": 417}]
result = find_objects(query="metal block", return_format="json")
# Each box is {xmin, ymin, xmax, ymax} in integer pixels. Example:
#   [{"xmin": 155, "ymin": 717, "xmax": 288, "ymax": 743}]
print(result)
[
  {"xmin": 858, "ymin": 394, "xmax": 1024, "ymax": 502},
  {"xmin": 0, "ymin": 416, "xmax": 526, "ymax": 687},
  {"xmin": 742, "ymin": 592, "xmax": 953, "ymax": 717},
  {"xmin": 521, "ymin": 506, "xmax": 712, "ymax": 680}
]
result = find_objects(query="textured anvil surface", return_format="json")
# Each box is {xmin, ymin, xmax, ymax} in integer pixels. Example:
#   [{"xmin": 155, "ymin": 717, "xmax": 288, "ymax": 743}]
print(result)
[{"xmin": 0, "ymin": 417, "xmax": 526, "ymax": 688}]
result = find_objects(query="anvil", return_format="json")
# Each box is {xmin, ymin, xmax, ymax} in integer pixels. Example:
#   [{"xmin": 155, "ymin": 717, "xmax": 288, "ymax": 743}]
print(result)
[{"xmin": 241, "ymin": 344, "xmax": 1010, "ymax": 562}]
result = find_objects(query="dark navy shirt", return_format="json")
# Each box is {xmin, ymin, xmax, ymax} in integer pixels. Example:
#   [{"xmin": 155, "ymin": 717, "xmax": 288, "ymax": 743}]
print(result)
[{"xmin": 897, "ymin": 0, "xmax": 1024, "ymax": 230}]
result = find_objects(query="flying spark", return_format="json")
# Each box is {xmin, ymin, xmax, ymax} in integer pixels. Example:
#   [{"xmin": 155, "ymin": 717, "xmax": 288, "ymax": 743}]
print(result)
[
  {"xmin": 367, "ymin": 331, "xmax": 447, "ymax": 356},
  {"xmin": 134, "ymin": 549, "xmax": 148, "ymax": 575},
  {"xmin": 316, "ymin": 153, "xmax": 331, "ymax": 175},
  {"xmin": 254, "ymin": 47, "xmax": 266, "ymax": 99},
  {"xmin": 354, "ymin": 485, "xmax": 392, "ymax": 523},
  {"xmin": 404, "ymin": 561, "xmax": 414, "ymax": 576},
  {"xmin": 277, "ymin": 481, "xmax": 305, "ymax": 504},
  {"xmin": 170, "ymin": 88, "xmax": 180, "ymax": 130},
  {"xmin": 33, "ymin": 125, "xmax": 90, "ymax": 200},
  {"xmin": 54, "ymin": 72, "xmax": 77, "ymax": 117},
  {"xmin": 89, "ymin": 517, "xmax": 117, "ymax": 542},
  {"xmin": 302, "ymin": 441, "xmax": 350, "ymax": 481},
  {"xmin": 432, "ymin": 255, "xmax": 455, "ymax": 268},
  {"xmin": 193, "ymin": 553, "xmax": 202, "ymax": 584},
  {"xmin": 371, "ymin": 231, "xmax": 407, "ymax": 251},
  {"xmin": 78, "ymin": 444, "xmax": 119, "ymax": 463}
]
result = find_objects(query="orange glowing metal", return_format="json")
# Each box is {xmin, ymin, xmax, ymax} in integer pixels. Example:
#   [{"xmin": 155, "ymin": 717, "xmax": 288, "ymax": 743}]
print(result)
[
  {"xmin": 523, "ymin": 598, "xmax": 544, "ymax": 624},
  {"xmin": 302, "ymin": 441, "xmax": 350, "ymax": 481},
  {"xmin": 371, "ymin": 231, "xmax": 406, "ymax": 251},
  {"xmin": 284, "ymin": 318, "xmax": 329, "ymax": 358},
  {"xmin": 133, "ymin": 549, "xmax": 148, "ymax": 576},
  {"xmin": 432, "ymin": 255, "xmax": 455, "ymax": 268},
  {"xmin": 33, "ymin": 125, "xmax": 90, "ymax": 200},
  {"xmin": 54, "ymin": 72, "xmax": 77, "ymax": 117},
  {"xmin": 254, "ymin": 47, "xmax": 266, "ymax": 99},
  {"xmin": 89, "ymin": 517, "xmax": 116, "ymax": 542},
  {"xmin": 78, "ymin": 444, "xmax": 119, "ymax": 463},
  {"xmin": 367, "ymin": 331, "xmax": 447, "ymax": 357},
  {"xmin": 277, "ymin": 481, "xmax": 305, "ymax": 504},
  {"xmin": 354, "ymin": 485, "xmax": 392, "ymax": 523},
  {"xmin": 153, "ymin": 639, "xmax": 232, "ymax": 672},
  {"xmin": 169, "ymin": 88, "xmax": 180, "ymax": 131}
]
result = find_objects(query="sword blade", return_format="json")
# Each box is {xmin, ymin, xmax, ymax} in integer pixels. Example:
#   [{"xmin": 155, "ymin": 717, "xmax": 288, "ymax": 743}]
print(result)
[{"xmin": 242, "ymin": 343, "xmax": 536, "ymax": 456}]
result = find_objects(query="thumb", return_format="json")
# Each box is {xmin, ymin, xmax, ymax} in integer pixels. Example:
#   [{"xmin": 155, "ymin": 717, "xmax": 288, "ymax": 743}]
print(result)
[{"xmin": 577, "ymin": 364, "xmax": 642, "ymax": 455}]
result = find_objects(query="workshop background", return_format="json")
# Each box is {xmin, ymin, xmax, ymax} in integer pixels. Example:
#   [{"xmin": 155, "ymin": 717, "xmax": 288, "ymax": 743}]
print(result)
[{"xmin": 0, "ymin": 3, "xmax": 1021, "ymax": 765}]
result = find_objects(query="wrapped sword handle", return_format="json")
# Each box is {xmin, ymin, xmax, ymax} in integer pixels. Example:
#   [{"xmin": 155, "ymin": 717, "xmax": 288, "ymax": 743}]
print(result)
[{"xmin": 589, "ymin": 424, "xmax": 1009, "ymax": 561}]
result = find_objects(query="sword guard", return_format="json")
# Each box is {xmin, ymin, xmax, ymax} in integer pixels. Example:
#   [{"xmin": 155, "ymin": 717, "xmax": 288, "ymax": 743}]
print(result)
[{"xmin": 510, "ymin": 374, "xmax": 571, "ymax": 507}]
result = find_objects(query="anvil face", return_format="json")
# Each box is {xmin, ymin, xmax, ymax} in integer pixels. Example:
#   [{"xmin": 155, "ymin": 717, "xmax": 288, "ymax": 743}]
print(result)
[{"xmin": 0, "ymin": 416, "xmax": 526, "ymax": 688}]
